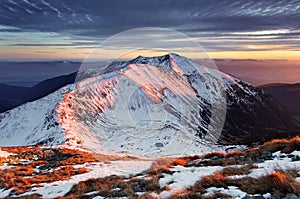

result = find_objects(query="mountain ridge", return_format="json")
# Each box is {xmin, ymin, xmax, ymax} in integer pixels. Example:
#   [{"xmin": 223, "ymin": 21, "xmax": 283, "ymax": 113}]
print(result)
[{"xmin": 0, "ymin": 53, "xmax": 298, "ymax": 157}]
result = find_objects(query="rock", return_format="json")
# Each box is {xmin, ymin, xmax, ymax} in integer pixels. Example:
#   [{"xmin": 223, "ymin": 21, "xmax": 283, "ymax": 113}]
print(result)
[
  {"xmin": 133, "ymin": 181, "xmax": 146, "ymax": 192},
  {"xmin": 9, "ymin": 189, "xmax": 20, "ymax": 196},
  {"xmin": 261, "ymin": 151, "xmax": 273, "ymax": 160},
  {"xmin": 256, "ymin": 158, "xmax": 265, "ymax": 163},
  {"xmin": 244, "ymin": 157, "xmax": 253, "ymax": 163},
  {"xmin": 155, "ymin": 142, "xmax": 163, "ymax": 147},
  {"xmin": 291, "ymin": 155, "xmax": 300, "ymax": 162},
  {"xmin": 211, "ymin": 155, "xmax": 223, "ymax": 160},
  {"xmin": 242, "ymin": 194, "xmax": 264, "ymax": 199},
  {"xmin": 272, "ymin": 193, "xmax": 281, "ymax": 199},
  {"xmin": 112, "ymin": 189, "xmax": 120, "ymax": 197},
  {"xmin": 283, "ymin": 194, "xmax": 300, "ymax": 199},
  {"xmin": 280, "ymin": 155, "xmax": 287, "ymax": 158}
]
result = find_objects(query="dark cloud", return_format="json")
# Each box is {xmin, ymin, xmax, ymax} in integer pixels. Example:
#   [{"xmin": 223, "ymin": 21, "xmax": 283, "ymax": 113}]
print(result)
[
  {"xmin": 0, "ymin": 0, "xmax": 300, "ymax": 52},
  {"xmin": 1, "ymin": 0, "xmax": 300, "ymax": 35}
]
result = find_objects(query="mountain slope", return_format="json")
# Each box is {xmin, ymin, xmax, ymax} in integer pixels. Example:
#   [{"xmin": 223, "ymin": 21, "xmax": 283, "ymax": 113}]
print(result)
[
  {"xmin": 260, "ymin": 83, "xmax": 300, "ymax": 121},
  {"xmin": 0, "ymin": 54, "xmax": 298, "ymax": 157}
]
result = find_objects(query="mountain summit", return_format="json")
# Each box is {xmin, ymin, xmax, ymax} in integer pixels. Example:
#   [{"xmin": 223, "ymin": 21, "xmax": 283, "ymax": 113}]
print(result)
[{"xmin": 0, "ymin": 53, "xmax": 298, "ymax": 157}]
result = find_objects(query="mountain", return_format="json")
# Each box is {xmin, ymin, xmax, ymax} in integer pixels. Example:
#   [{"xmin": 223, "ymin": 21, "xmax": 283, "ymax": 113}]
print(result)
[
  {"xmin": 0, "ymin": 53, "xmax": 298, "ymax": 157},
  {"xmin": 0, "ymin": 84, "xmax": 29, "ymax": 112},
  {"xmin": 0, "ymin": 73, "xmax": 76, "ymax": 113},
  {"xmin": 260, "ymin": 83, "xmax": 300, "ymax": 121}
]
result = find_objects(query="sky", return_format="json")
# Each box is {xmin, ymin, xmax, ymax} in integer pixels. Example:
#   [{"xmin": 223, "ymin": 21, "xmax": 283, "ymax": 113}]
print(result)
[{"xmin": 1, "ymin": 0, "xmax": 300, "ymax": 60}]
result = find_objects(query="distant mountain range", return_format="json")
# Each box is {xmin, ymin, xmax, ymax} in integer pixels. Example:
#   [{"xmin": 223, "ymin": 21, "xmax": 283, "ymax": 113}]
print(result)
[
  {"xmin": 1, "ymin": 65, "xmax": 299, "ymax": 125},
  {"xmin": 0, "ymin": 73, "xmax": 76, "ymax": 113},
  {"xmin": 260, "ymin": 83, "xmax": 300, "ymax": 121}
]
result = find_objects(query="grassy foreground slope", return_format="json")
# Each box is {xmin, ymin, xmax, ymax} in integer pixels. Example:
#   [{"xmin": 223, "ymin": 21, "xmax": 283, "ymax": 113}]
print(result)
[{"xmin": 0, "ymin": 136, "xmax": 300, "ymax": 198}]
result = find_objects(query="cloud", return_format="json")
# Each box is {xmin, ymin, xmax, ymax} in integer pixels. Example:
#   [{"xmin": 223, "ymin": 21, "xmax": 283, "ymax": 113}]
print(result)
[
  {"xmin": 0, "ymin": 0, "xmax": 299, "ymax": 53},
  {"xmin": 1, "ymin": 0, "xmax": 299, "ymax": 34},
  {"xmin": 7, "ymin": 41, "xmax": 99, "ymax": 47}
]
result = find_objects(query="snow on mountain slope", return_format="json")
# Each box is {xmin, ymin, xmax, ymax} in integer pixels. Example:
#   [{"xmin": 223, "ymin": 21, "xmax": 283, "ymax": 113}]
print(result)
[
  {"xmin": 0, "ymin": 53, "xmax": 298, "ymax": 157},
  {"xmin": 0, "ymin": 85, "xmax": 75, "ymax": 146},
  {"xmin": 55, "ymin": 53, "xmax": 227, "ymax": 157}
]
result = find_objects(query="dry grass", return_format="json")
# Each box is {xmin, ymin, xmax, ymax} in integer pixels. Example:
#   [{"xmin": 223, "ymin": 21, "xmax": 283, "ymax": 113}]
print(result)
[
  {"xmin": 0, "ymin": 146, "xmax": 98, "ymax": 196},
  {"xmin": 203, "ymin": 152, "xmax": 226, "ymax": 159},
  {"xmin": 246, "ymin": 136, "xmax": 300, "ymax": 158},
  {"xmin": 170, "ymin": 192, "xmax": 231, "ymax": 199},
  {"xmin": 4, "ymin": 193, "xmax": 42, "ymax": 199},
  {"xmin": 0, "ymin": 165, "xmax": 88, "ymax": 194},
  {"xmin": 1, "ymin": 136, "xmax": 300, "ymax": 198},
  {"xmin": 221, "ymin": 164, "xmax": 258, "ymax": 176},
  {"xmin": 185, "ymin": 169, "xmax": 300, "ymax": 198},
  {"xmin": 64, "ymin": 173, "xmax": 163, "ymax": 198},
  {"xmin": 227, "ymin": 170, "xmax": 299, "ymax": 196}
]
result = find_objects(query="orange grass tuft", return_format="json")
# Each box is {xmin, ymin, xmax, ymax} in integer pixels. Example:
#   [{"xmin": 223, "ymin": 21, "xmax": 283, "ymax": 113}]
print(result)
[{"xmin": 173, "ymin": 158, "xmax": 187, "ymax": 166}]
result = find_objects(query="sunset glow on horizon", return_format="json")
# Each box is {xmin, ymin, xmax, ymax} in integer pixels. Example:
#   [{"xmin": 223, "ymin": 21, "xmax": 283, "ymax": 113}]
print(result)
[
  {"xmin": 0, "ymin": 0, "xmax": 299, "ymax": 61},
  {"xmin": 1, "ymin": 45, "xmax": 300, "ymax": 61}
]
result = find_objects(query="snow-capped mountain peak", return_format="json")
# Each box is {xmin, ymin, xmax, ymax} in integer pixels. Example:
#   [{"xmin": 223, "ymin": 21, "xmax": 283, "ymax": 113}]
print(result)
[{"xmin": 0, "ymin": 53, "xmax": 298, "ymax": 157}]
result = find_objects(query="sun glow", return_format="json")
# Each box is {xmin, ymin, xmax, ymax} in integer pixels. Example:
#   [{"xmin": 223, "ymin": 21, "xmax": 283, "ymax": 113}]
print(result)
[{"xmin": 207, "ymin": 50, "xmax": 300, "ymax": 60}]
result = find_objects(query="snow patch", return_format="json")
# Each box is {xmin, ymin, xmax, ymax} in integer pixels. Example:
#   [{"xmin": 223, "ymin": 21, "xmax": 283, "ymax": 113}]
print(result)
[
  {"xmin": 159, "ymin": 165, "xmax": 222, "ymax": 198},
  {"xmin": 249, "ymin": 156, "xmax": 300, "ymax": 178},
  {"xmin": 204, "ymin": 186, "xmax": 247, "ymax": 198},
  {"xmin": 0, "ymin": 149, "xmax": 14, "ymax": 158},
  {"xmin": 22, "ymin": 160, "xmax": 152, "ymax": 198}
]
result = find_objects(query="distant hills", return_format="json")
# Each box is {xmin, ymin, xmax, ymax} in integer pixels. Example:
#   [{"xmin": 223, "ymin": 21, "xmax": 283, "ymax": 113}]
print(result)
[
  {"xmin": 0, "ymin": 61, "xmax": 81, "ymax": 87},
  {"xmin": 260, "ymin": 83, "xmax": 300, "ymax": 121},
  {"xmin": 0, "ymin": 72, "xmax": 76, "ymax": 113}
]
